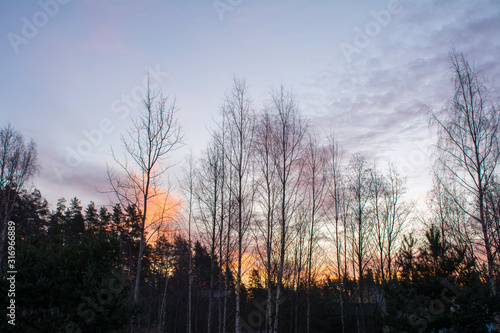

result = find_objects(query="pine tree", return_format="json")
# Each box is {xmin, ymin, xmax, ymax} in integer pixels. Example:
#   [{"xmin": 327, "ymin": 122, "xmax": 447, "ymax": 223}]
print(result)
[{"xmin": 65, "ymin": 197, "xmax": 85, "ymax": 243}]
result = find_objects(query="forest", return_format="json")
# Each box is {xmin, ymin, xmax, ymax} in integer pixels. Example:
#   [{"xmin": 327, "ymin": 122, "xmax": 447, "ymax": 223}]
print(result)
[{"xmin": 1, "ymin": 51, "xmax": 499, "ymax": 333}]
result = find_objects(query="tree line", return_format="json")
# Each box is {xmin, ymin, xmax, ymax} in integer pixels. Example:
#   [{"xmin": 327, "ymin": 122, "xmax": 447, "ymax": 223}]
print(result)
[{"xmin": 1, "ymin": 50, "xmax": 499, "ymax": 332}]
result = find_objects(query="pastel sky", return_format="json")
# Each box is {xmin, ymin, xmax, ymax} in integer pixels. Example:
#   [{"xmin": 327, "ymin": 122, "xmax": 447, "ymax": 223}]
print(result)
[{"xmin": 1, "ymin": 0, "xmax": 499, "ymax": 208}]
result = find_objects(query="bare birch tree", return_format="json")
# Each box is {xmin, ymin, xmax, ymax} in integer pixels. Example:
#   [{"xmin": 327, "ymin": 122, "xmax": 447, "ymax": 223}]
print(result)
[
  {"xmin": 303, "ymin": 134, "xmax": 328, "ymax": 333},
  {"xmin": 194, "ymin": 133, "xmax": 224, "ymax": 333},
  {"xmin": 371, "ymin": 163, "xmax": 411, "ymax": 283},
  {"xmin": 254, "ymin": 108, "xmax": 280, "ymax": 333},
  {"xmin": 183, "ymin": 154, "xmax": 195, "ymax": 333},
  {"xmin": 370, "ymin": 167, "xmax": 387, "ymax": 283},
  {"xmin": 216, "ymin": 117, "xmax": 227, "ymax": 333},
  {"xmin": 426, "ymin": 172, "xmax": 477, "ymax": 276},
  {"xmin": 268, "ymin": 86, "xmax": 306, "ymax": 333},
  {"xmin": 107, "ymin": 78, "xmax": 183, "ymax": 306},
  {"xmin": 291, "ymin": 205, "xmax": 308, "ymax": 333},
  {"xmin": 430, "ymin": 50, "xmax": 500, "ymax": 300},
  {"xmin": 383, "ymin": 164, "xmax": 411, "ymax": 281},
  {"xmin": 0, "ymin": 124, "xmax": 38, "ymax": 272},
  {"xmin": 326, "ymin": 133, "xmax": 348, "ymax": 333},
  {"xmin": 222, "ymin": 77, "xmax": 255, "ymax": 333},
  {"xmin": 347, "ymin": 153, "xmax": 373, "ymax": 333}
]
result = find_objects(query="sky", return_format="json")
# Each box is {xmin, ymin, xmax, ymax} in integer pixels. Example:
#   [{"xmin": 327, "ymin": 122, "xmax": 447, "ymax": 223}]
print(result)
[{"xmin": 0, "ymin": 0, "xmax": 499, "ymax": 210}]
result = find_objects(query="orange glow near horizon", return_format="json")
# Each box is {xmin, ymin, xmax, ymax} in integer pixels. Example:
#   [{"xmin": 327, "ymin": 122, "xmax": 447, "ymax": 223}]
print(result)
[{"xmin": 144, "ymin": 189, "xmax": 181, "ymax": 241}]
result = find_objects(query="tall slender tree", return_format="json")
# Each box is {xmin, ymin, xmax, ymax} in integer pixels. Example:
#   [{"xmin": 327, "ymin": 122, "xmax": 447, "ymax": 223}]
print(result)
[
  {"xmin": 430, "ymin": 50, "xmax": 500, "ymax": 326},
  {"xmin": 254, "ymin": 108, "xmax": 279, "ymax": 333},
  {"xmin": 303, "ymin": 134, "xmax": 328, "ymax": 333},
  {"xmin": 107, "ymin": 77, "xmax": 183, "ymax": 308},
  {"xmin": 223, "ymin": 78, "xmax": 255, "ymax": 333},
  {"xmin": 347, "ymin": 153, "xmax": 373, "ymax": 333},
  {"xmin": 180, "ymin": 153, "xmax": 195, "ymax": 333},
  {"xmin": 326, "ymin": 134, "xmax": 348, "ymax": 333},
  {"xmin": 0, "ymin": 124, "xmax": 38, "ymax": 271},
  {"xmin": 383, "ymin": 164, "xmax": 411, "ymax": 281},
  {"xmin": 430, "ymin": 51, "xmax": 500, "ymax": 319},
  {"xmin": 267, "ymin": 86, "xmax": 306, "ymax": 333},
  {"xmin": 195, "ymin": 133, "xmax": 223, "ymax": 333}
]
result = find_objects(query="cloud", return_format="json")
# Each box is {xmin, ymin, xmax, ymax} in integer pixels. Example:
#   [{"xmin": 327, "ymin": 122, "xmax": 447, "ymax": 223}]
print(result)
[
  {"xmin": 300, "ymin": 0, "xmax": 500, "ymax": 202},
  {"xmin": 308, "ymin": 0, "xmax": 500, "ymax": 149}
]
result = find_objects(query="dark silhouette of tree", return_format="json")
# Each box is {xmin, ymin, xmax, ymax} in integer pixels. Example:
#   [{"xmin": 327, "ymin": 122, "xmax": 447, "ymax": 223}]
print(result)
[
  {"xmin": 180, "ymin": 153, "xmax": 196, "ymax": 333},
  {"xmin": 384, "ymin": 225, "xmax": 496, "ymax": 333},
  {"xmin": 347, "ymin": 153, "xmax": 374, "ymax": 333},
  {"xmin": 0, "ymin": 124, "xmax": 38, "ymax": 271},
  {"xmin": 99, "ymin": 206, "xmax": 112, "ymax": 231},
  {"xmin": 396, "ymin": 233, "xmax": 417, "ymax": 281},
  {"xmin": 107, "ymin": 77, "xmax": 183, "ymax": 307},
  {"xmin": 11, "ymin": 188, "xmax": 49, "ymax": 245},
  {"xmin": 64, "ymin": 197, "xmax": 85, "ymax": 244},
  {"xmin": 261, "ymin": 86, "xmax": 307, "ymax": 333},
  {"xmin": 430, "ymin": 50, "xmax": 500, "ymax": 328},
  {"xmin": 195, "ymin": 132, "xmax": 224, "ymax": 333},
  {"xmin": 85, "ymin": 201, "xmax": 99, "ymax": 233},
  {"xmin": 326, "ymin": 133, "xmax": 350, "ymax": 333},
  {"xmin": 6, "ymin": 233, "xmax": 135, "ymax": 332},
  {"xmin": 303, "ymin": 134, "xmax": 328, "ymax": 333},
  {"xmin": 371, "ymin": 163, "xmax": 411, "ymax": 282},
  {"xmin": 222, "ymin": 77, "xmax": 255, "ymax": 333},
  {"xmin": 254, "ymin": 107, "xmax": 280, "ymax": 333}
]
